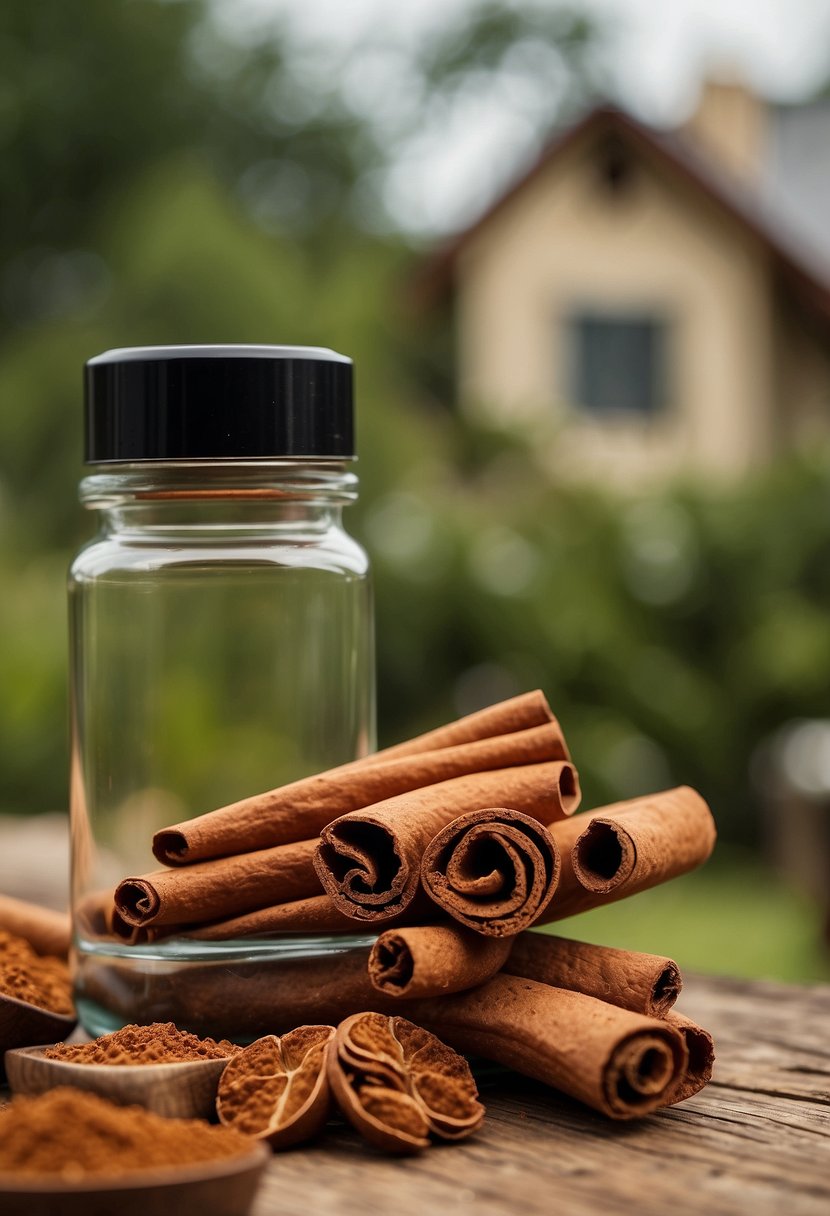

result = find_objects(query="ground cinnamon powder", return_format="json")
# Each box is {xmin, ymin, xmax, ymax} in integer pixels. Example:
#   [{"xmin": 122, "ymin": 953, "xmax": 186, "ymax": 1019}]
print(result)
[
  {"xmin": 0, "ymin": 1088, "xmax": 254, "ymax": 1180},
  {"xmin": 0, "ymin": 929, "xmax": 73, "ymax": 1015},
  {"xmin": 43, "ymin": 1021, "xmax": 240, "ymax": 1065}
]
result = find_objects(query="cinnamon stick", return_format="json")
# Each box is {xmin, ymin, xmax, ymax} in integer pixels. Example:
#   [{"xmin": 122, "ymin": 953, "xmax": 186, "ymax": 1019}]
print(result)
[
  {"xmin": 315, "ymin": 761, "xmax": 578, "ymax": 924},
  {"xmin": 420, "ymin": 808, "xmax": 561, "ymax": 935},
  {"xmin": 184, "ymin": 893, "xmax": 365, "ymax": 940},
  {"xmin": 504, "ymin": 932, "xmax": 682, "ymax": 1017},
  {"xmin": 80, "ymin": 895, "xmax": 350, "ymax": 946},
  {"xmin": 571, "ymin": 787, "xmax": 716, "ymax": 896},
  {"xmin": 121, "ymin": 729, "xmax": 571, "ymax": 929},
  {"xmin": 0, "ymin": 895, "xmax": 70, "ymax": 958},
  {"xmin": 410, "ymin": 975, "xmax": 688, "ymax": 1120},
  {"xmin": 82, "ymin": 945, "xmax": 689, "ymax": 1119},
  {"xmin": 543, "ymin": 786, "xmax": 716, "ymax": 921},
  {"xmin": 153, "ymin": 720, "xmax": 569, "ymax": 866},
  {"xmin": 115, "ymin": 839, "xmax": 320, "ymax": 929},
  {"xmin": 368, "ymin": 924, "xmax": 513, "ymax": 999},
  {"xmin": 662, "ymin": 1011, "xmax": 715, "ymax": 1104},
  {"xmin": 361, "ymin": 690, "xmax": 567, "ymax": 765},
  {"xmin": 75, "ymin": 891, "xmax": 155, "ymax": 946}
]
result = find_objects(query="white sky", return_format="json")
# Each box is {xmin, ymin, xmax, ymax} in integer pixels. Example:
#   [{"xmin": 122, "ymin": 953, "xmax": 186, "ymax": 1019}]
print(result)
[
  {"xmin": 222, "ymin": 0, "xmax": 830, "ymax": 233},
  {"xmin": 248, "ymin": 0, "xmax": 830, "ymax": 111},
  {"xmin": 585, "ymin": 0, "xmax": 830, "ymax": 117}
]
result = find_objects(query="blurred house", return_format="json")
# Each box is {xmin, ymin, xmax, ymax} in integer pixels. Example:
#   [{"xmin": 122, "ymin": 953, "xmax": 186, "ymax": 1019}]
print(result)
[{"xmin": 417, "ymin": 80, "xmax": 830, "ymax": 483}]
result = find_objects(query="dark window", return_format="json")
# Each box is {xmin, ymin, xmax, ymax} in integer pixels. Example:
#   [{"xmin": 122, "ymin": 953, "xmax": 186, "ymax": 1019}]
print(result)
[{"xmin": 568, "ymin": 312, "xmax": 668, "ymax": 415}]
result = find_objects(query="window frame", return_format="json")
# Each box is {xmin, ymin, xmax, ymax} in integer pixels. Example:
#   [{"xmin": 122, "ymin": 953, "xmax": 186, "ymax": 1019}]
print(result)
[{"xmin": 564, "ymin": 306, "xmax": 672, "ymax": 419}]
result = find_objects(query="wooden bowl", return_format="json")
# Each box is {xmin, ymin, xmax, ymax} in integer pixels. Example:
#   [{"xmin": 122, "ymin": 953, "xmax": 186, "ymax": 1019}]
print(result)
[
  {"xmin": 0, "ymin": 1141, "xmax": 270, "ymax": 1216},
  {"xmin": 4, "ymin": 1046, "xmax": 233, "ymax": 1119},
  {"xmin": 0, "ymin": 993, "xmax": 76, "ymax": 1071}
]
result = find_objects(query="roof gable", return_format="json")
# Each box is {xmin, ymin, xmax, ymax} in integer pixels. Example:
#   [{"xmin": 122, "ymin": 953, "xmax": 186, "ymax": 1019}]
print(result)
[{"xmin": 413, "ymin": 105, "xmax": 830, "ymax": 329}]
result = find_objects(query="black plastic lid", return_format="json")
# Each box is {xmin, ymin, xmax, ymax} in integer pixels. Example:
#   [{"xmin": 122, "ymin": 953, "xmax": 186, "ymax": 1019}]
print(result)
[{"xmin": 84, "ymin": 345, "xmax": 354, "ymax": 463}]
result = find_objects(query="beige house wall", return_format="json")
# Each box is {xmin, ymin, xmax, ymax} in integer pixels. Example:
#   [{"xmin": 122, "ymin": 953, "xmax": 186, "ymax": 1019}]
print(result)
[{"xmin": 455, "ymin": 137, "xmax": 782, "ymax": 484}]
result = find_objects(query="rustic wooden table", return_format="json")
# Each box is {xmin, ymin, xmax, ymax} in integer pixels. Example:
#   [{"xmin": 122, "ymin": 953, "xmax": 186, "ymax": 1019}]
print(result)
[
  {"xmin": 250, "ymin": 973, "xmax": 830, "ymax": 1216},
  {"xmin": 1, "ymin": 972, "xmax": 827, "ymax": 1214}
]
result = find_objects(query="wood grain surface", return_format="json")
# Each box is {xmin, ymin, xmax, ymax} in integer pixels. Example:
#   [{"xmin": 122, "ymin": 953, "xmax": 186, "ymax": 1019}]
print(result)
[
  {"xmin": 1, "ymin": 974, "xmax": 827, "ymax": 1215},
  {"xmin": 250, "ymin": 973, "xmax": 829, "ymax": 1216}
]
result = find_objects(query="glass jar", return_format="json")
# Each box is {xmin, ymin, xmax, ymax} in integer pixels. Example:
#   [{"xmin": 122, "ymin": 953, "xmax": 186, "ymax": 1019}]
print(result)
[{"xmin": 69, "ymin": 346, "xmax": 375, "ymax": 1037}]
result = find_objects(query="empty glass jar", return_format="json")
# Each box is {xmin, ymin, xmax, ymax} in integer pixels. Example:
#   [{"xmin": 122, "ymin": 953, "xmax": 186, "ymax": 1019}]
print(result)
[{"xmin": 69, "ymin": 345, "xmax": 375, "ymax": 1036}]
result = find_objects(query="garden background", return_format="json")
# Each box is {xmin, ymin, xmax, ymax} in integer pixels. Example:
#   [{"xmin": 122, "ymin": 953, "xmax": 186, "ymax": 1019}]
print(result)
[{"xmin": 1, "ymin": 0, "xmax": 829, "ymax": 980}]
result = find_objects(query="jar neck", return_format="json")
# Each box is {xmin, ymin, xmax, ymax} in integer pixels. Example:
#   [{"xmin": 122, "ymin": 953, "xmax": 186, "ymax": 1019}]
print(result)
[{"xmin": 80, "ymin": 460, "xmax": 357, "ymax": 538}]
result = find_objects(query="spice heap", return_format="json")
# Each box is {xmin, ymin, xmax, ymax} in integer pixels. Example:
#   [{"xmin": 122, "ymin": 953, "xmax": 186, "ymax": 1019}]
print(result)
[
  {"xmin": 44, "ymin": 1021, "xmax": 239, "ymax": 1065},
  {"xmin": 98, "ymin": 690, "xmax": 717, "ymax": 1122},
  {"xmin": 0, "ymin": 930, "xmax": 73, "ymax": 1016},
  {"xmin": 0, "ymin": 1087, "xmax": 254, "ymax": 1181}
]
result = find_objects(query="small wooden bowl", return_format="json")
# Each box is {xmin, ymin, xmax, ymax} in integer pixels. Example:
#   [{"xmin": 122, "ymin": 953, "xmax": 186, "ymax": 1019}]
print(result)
[
  {"xmin": 0, "ymin": 1142, "xmax": 270, "ymax": 1216},
  {"xmin": 4, "ymin": 1046, "xmax": 233, "ymax": 1119},
  {"xmin": 0, "ymin": 993, "xmax": 76, "ymax": 1070}
]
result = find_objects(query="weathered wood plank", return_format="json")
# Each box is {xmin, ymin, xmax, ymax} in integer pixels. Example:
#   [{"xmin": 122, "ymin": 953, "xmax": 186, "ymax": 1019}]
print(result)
[
  {"xmin": 679, "ymin": 974, "xmax": 830, "ymax": 1105},
  {"xmin": 251, "ymin": 973, "xmax": 830, "ymax": 1216},
  {"xmin": 251, "ymin": 1084, "xmax": 830, "ymax": 1216},
  {"xmin": 1, "ymin": 974, "xmax": 827, "ymax": 1214}
]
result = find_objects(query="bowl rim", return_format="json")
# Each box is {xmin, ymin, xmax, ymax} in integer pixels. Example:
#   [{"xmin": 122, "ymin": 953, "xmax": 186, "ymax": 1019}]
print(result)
[
  {"xmin": 0, "ymin": 992, "xmax": 76, "ymax": 1024},
  {"xmin": 4, "ymin": 1044, "xmax": 235, "ymax": 1073},
  {"xmin": 0, "ymin": 1139, "xmax": 270, "ymax": 1195}
]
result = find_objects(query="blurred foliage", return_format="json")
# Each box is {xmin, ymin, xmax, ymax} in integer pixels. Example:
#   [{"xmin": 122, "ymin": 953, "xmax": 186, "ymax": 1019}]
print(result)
[
  {"xmin": 0, "ymin": 0, "xmax": 376, "ymax": 328},
  {"xmin": 0, "ymin": 0, "xmax": 828, "ymax": 908},
  {"xmin": 367, "ymin": 432, "xmax": 830, "ymax": 847},
  {"xmin": 407, "ymin": 1, "xmax": 595, "ymax": 117},
  {"xmin": 0, "ymin": 0, "xmax": 599, "ymax": 326}
]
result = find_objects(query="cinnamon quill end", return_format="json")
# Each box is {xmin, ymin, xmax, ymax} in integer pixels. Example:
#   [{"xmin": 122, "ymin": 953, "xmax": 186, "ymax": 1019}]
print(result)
[
  {"xmin": 421, "ymin": 808, "xmax": 560, "ymax": 936},
  {"xmin": 662, "ymin": 1011, "xmax": 715, "ymax": 1104},
  {"xmin": 113, "ymin": 879, "xmax": 161, "ymax": 928},
  {"xmin": 368, "ymin": 925, "xmax": 513, "ymax": 999},
  {"xmin": 504, "ymin": 932, "xmax": 682, "ymax": 1019},
  {"xmin": 152, "ymin": 829, "xmax": 188, "ymax": 866}
]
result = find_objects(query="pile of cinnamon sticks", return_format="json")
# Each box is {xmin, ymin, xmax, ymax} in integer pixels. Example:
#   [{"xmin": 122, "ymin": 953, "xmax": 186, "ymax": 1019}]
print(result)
[{"xmin": 98, "ymin": 691, "xmax": 718, "ymax": 1121}]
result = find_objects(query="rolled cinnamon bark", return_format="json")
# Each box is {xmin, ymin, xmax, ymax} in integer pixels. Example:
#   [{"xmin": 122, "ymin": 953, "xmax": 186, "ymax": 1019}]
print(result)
[
  {"xmin": 368, "ymin": 924, "xmax": 513, "ymax": 999},
  {"xmin": 361, "ymin": 690, "xmax": 567, "ymax": 765},
  {"xmin": 0, "ymin": 894, "xmax": 70, "ymax": 958},
  {"xmin": 184, "ymin": 893, "xmax": 365, "ymax": 940},
  {"xmin": 153, "ymin": 719, "xmax": 569, "ymax": 866},
  {"xmin": 108, "ymin": 910, "xmax": 158, "ymax": 946},
  {"xmin": 543, "ymin": 786, "xmax": 716, "ymax": 921},
  {"xmin": 108, "ymin": 893, "xmax": 392, "ymax": 947},
  {"xmin": 85, "ymin": 946, "xmax": 686, "ymax": 1120},
  {"xmin": 411, "ymin": 975, "xmax": 688, "ymax": 1120},
  {"xmin": 115, "ymin": 838, "xmax": 320, "ymax": 929},
  {"xmin": 662, "ymin": 1010, "xmax": 715, "ymax": 1104},
  {"xmin": 504, "ymin": 932, "xmax": 681, "ymax": 1017},
  {"xmin": 315, "ymin": 761, "xmax": 578, "ymax": 924},
  {"xmin": 420, "ymin": 808, "xmax": 561, "ymax": 936},
  {"xmin": 75, "ymin": 890, "xmax": 156, "ymax": 946},
  {"xmin": 571, "ymin": 786, "xmax": 716, "ymax": 896}
]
